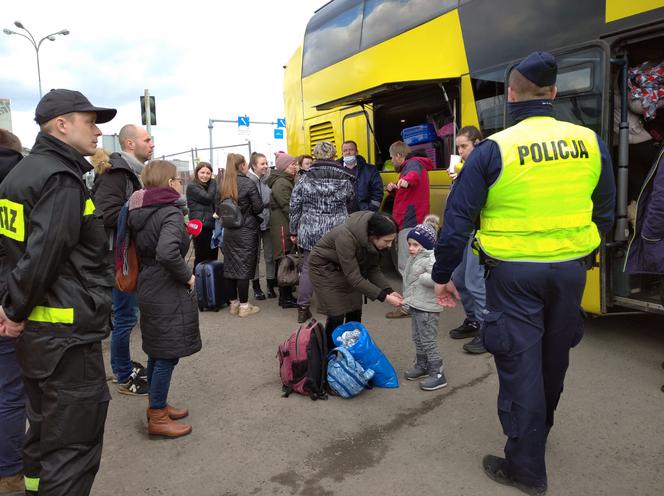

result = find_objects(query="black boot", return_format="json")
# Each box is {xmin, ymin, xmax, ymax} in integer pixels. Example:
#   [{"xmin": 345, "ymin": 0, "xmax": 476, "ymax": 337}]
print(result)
[
  {"xmin": 297, "ymin": 305, "xmax": 312, "ymax": 323},
  {"xmin": 266, "ymin": 278, "xmax": 278, "ymax": 299},
  {"xmin": 279, "ymin": 286, "xmax": 299, "ymax": 309},
  {"xmin": 253, "ymin": 279, "xmax": 266, "ymax": 300}
]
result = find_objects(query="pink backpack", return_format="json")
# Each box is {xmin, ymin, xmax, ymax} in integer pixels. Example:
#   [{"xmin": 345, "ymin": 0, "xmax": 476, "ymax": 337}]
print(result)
[{"xmin": 277, "ymin": 319, "xmax": 328, "ymax": 400}]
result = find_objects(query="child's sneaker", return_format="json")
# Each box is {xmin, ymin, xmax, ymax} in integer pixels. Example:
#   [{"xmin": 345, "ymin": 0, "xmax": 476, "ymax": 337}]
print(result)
[
  {"xmin": 404, "ymin": 365, "xmax": 428, "ymax": 381},
  {"xmin": 420, "ymin": 371, "xmax": 448, "ymax": 391}
]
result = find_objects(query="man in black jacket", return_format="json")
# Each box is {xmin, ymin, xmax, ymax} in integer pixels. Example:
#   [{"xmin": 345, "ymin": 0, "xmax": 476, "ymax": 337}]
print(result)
[
  {"xmin": 0, "ymin": 129, "xmax": 26, "ymax": 495},
  {"xmin": 339, "ymin": 140, "xmax": 384, "ymax": 213},
  {"xmin": 93, "ymin": 124, "xmax": 153, "ymax": 396},
  {"xmin": 0, "ymin": 89, "xmax": 117, "ymax": 495}
]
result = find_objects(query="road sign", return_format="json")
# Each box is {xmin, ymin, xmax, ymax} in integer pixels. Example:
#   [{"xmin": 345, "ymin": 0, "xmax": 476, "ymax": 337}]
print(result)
[
  {"xmin": 274, "ymin": 129, "xmax": 284, "ymax": 140},
  {"xmin": 276, "ymin": 118, "xmax": 286, "ymax": 128},
  {"xmin": 238, "ymin": 116, "xmax": 250, "ymax": 127}
]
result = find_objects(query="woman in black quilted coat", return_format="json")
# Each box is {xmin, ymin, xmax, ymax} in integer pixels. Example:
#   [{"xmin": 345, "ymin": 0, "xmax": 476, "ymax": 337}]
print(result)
[
  {"xmin": 127, "ymin": 160, "xmax": 201, "ymax": 438},
  {"xmin": 217, "ymin": 153, "xmax": 263, "ymax": 317}
]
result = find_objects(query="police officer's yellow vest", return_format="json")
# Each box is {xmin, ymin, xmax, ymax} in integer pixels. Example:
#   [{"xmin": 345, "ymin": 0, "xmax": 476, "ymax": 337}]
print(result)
[{"xmin": 475, "ymin": 116, "xmax": 602, "ymax": 261}]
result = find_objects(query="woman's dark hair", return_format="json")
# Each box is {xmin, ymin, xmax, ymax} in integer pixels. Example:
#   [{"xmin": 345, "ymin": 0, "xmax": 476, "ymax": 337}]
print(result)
[
  {"xmin": 367, "ymin": 213, "xmax": 397, "ymax": 237},
  {"xmin": 458, "ymin": 125, "xmax": 483, "ymax": 143},
  {"xmin": 194, "ymin": 161, "xmax": 213, "ymax": 186}
]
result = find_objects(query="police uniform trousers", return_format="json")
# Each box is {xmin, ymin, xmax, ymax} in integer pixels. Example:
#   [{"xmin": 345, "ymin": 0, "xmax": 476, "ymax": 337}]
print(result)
[
  {"xmin": 481, "ymin": 258, "xmax": 586, "ymax": 487},
  {"xmin": 22, "ymin": 341, "xmax": 110, "ymax": 496}
]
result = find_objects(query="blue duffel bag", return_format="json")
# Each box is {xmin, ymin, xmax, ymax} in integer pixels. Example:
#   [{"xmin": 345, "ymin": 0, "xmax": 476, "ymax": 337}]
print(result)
[
  {"xmin": 332, "ymin": 322, "xmax": 399, "ymax": 388},
  {"xmin": 327, "ymin": 347, "xmax": 374, "ymax": 398}
]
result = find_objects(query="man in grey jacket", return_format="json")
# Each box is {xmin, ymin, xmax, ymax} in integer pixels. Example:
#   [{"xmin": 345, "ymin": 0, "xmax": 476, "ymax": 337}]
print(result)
[{"xmin": 247, "ymin": 152, "xmax": 277, "ymax": 299}]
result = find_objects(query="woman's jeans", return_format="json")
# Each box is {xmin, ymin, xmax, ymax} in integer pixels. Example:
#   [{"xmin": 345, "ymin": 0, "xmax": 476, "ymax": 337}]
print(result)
[{"xmin": 147, "ymin": 357, "xmax": 179, "ymax": 410}]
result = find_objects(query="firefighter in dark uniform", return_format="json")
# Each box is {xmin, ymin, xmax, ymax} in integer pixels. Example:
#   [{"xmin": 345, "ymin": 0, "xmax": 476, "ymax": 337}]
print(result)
[
  {"xmin": 432, "ymin": 52, "xmax": 616, "ymax": 495},
  {"xmin": 0, "ymin": 89, "xmax": 117, "ymax": 495}
]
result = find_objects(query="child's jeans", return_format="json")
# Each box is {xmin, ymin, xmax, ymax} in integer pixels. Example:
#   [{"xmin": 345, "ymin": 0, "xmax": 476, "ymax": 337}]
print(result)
[{"xmin": 410, "ymin": 308, "xmax": 442, "ymax": 370}]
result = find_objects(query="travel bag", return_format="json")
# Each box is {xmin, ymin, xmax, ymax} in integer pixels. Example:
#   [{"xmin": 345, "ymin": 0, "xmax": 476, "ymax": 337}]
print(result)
[{"xmin": 195, "ymin": 260, "xmax": 229, "ymax": 311}]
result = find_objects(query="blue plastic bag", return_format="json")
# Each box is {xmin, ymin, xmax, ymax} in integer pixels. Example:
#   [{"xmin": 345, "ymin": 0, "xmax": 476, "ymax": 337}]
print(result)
[{"xmin": 332, "ymin": 322, "xmax": 399, "ymax": 388}]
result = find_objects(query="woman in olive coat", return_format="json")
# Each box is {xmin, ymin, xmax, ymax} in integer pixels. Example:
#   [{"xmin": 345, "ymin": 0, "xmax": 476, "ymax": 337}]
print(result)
[
  {"xmin": 267, "ymin": 153, "xmax": 300, "ymax": 308},
  {"xmin": 309, "ymin": 211, "xmax": 404, "ymax": 348}
]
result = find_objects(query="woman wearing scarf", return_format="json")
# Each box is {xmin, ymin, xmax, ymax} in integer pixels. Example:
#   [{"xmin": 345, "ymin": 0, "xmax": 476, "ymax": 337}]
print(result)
[{"xmin": 128, "ymin": 160, "xmax": 201, "ymax": 438}]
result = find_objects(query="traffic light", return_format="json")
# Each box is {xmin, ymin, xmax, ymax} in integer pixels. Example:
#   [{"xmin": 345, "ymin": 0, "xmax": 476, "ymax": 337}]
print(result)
[{"xmin": 140, "ymin": 96, "xmax": 156, "ymax": 126}]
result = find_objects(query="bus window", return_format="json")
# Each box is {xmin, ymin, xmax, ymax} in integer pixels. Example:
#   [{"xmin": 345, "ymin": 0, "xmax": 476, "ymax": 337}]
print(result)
[
  {"xmin": 557, "ymin": 64, "xmax": 593, "ymax": 94},
  {"xmin": 471, "ymin": 67, "xmax": 506, "ymax": 136},
  {"xmin": 553, "ymin": 48, "xmax": 604, "ymax": 134},
  {"xmin": 360, "ymin": 0, "xmax": 457, "ymax": 51},
  {"xmin": 302, "ymin": 0, "xmax": 363, "ymax": 77}
]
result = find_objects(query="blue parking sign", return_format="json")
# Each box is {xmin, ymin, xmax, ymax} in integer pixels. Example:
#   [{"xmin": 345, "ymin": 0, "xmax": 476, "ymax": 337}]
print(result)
[{"xmin": 274, "ymin": 128, "xmax": 284, "ymax": 139}]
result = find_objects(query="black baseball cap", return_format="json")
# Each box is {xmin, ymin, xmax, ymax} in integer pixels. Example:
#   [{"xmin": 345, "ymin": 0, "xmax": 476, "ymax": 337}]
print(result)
[{"xmin": 34, "ymin": 89, "xmax": 117, "ymax": 125}]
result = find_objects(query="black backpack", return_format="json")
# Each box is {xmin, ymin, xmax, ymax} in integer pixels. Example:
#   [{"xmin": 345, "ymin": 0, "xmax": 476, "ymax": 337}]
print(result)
[{"xmin": 218, "ymin": 198, "xmax": 243, "ymax": 228}]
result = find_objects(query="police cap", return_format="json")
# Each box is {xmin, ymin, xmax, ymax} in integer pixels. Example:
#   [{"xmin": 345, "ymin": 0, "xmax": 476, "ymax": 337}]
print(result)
[
  {"xmin": 35, "ymin": 89, "xmax": 117, "ymax": 125},
  {"xmin": 514, "ymin": 51, "xmax": 557, "ymax": 87}
]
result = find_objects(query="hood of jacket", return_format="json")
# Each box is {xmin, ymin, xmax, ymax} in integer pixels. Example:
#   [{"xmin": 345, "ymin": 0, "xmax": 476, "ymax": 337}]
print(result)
[
  {"xmin": 0, "ymin": 146, "xmax": 23, "ymax": 184},
  {"xmin": 266, "ymin": 169, "xmax": 294, "ymax": 188},
  {"xmin": 402, "ymin": 152, "xmax": 433, "ymax": 172},
  {"xmin": 128, "ymin": 187, "xmax": 185, "ymax": 229},
  {"xmin": 345, "ymin": 210, "xmax": 377, "ymax": 251},
  {"xmin": 308, "ymin": 159, "xmax": 358, "ymax": 182}
]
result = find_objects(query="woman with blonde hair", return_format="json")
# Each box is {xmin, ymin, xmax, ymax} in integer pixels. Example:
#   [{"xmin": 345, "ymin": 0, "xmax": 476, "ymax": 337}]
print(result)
[
  {"xmin": 217, "ymin": 153, "xmax": 263, "ymax": 317},
  {"xmin": 127, "ymin": 160, "xmax": 201, "ymax": 438},
  {"xmin": 289, "ymin": 141, "xmax": 355, "ymax": 322}
]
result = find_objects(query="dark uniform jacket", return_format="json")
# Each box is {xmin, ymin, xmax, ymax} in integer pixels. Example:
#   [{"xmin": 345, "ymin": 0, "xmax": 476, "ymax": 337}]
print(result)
[
  {"xmin": 128, "ymin": 188, "xmax": 201, "ymax": 359},
  {"xmin": 432, "ymin": 102, "xmax": 616, "ymax": 284},
  {"xmin": 0, "ymin": 132, "xmax": 113, "ymax": 378},
  {"xmin": 308, "ymin": 211, "xmax": 392, "ymax": 315}
]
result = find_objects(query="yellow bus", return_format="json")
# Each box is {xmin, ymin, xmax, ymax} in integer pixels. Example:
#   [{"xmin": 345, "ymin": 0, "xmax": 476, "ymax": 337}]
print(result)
[{"xmin": 283, "ymin": 0, "xmax": 664, "ymax": 315}]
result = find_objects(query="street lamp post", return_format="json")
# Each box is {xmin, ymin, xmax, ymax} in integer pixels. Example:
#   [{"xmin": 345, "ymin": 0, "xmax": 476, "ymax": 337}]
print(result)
[{"xmin": 2, "ymin": 21, "xmax": 69, "ymax": 98}]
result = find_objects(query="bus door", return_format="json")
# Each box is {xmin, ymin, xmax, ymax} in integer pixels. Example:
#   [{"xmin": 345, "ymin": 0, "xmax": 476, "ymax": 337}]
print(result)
[
  {"xmin": 341, "ymin": 106, "xmax": 374, "ymax": 163},
  {"xmin": 504, "ymin": 46, "xmax": 609, "ymax": 314}
]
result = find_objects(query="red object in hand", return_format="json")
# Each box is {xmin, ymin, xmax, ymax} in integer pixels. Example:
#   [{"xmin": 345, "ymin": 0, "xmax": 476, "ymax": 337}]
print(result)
[{"xmin": 187, "ymin": 219, "xmax": 203, "ymax": 237}]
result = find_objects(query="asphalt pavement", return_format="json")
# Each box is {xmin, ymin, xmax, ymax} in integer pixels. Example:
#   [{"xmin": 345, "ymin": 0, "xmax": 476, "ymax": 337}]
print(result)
[{"xmin": 94, "ymin": 269, "xmax": 664, "ymax": 496}]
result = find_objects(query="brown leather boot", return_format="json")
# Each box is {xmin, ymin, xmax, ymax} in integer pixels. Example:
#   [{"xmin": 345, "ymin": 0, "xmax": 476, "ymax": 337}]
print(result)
[
  {"xmin": 145, "ymin": 404, "xmax": 189, "ymax": 421},
  {"xmin": 147, "ymin": 408, "xmax": 192, "ymax": 438}
]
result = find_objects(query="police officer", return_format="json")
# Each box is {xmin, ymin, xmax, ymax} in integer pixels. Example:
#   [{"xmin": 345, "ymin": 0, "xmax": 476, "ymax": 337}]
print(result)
[
  {"xmin": 0, "ymin": 89, "xmax": 117, "ymax": 495},
  {"xmin": 432, "ymin": 52, "xmax": 616, "ymax": 495}
]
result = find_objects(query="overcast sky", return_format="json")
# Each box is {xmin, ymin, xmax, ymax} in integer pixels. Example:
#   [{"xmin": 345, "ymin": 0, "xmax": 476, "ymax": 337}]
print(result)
[{"xmin": 0, "ymin": 0, "xmax": 324, "ymax": 169}]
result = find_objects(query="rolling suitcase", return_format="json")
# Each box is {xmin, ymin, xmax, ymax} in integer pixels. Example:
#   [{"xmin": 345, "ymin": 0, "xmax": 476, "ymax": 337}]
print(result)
[{"xmin": 195, "ymin": 260, "xmax": 228, "ymax": 311}]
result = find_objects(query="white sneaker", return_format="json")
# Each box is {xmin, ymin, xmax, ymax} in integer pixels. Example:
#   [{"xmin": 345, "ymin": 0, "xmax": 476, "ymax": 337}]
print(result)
[{"xmin": 238, "ymin": 304, "xmax": 260, "ymax": 317}]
